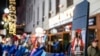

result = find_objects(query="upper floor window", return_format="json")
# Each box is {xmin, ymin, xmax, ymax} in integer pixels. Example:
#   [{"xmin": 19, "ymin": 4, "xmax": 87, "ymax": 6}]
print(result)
[
  {"xmin": 37, "ymin": 21, "xmax": 39, "ymax": 25},
  {"xmin": 67, "ymin": 0, "xmax": 73, "ymax": 7},
  {"xmin": 42, "ymin": 1, "xmax": 45, "ymax": 17},
  {"xmin": 42, "ymin": 17, "xmax": 44, "ymax": 22},
  {"xmin": 34, "ymin": 0, "xmax": 36, "ymax": 4},
  {"xmin": 37, "ymin": 7, "xmax": 39, "ymax": 20},
  {"xmin": 37, "ymin": 7, "xmax": 39, "ymax": 25},
  {"xmin": 56, "ymin": 0, "xmax": 60, "ymax": 14},
  {"xmin": 49, "ymin": 0, "xmax": 51, "ymax": 18},
  {"xmin": 42, "ymin": 1, "xmax": 45, "ymax": 22}
]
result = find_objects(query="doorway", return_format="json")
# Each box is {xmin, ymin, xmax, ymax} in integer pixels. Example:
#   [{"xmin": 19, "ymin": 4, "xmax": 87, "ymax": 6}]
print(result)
[{"xmin": 87, "ymin": 29, "xmax": 96, "ymax": 46}]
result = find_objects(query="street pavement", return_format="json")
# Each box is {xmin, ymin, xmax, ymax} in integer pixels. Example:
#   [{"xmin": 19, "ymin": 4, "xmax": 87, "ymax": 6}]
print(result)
[{"xmin": 45, "ymin": 52, "xmax": 66, "ymax": 56}]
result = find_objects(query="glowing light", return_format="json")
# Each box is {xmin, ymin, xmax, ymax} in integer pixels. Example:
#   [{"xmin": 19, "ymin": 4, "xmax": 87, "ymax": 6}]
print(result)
[
  {"xmin": 4, "ymin": 8, "xmax": 9, "ymax": 13},
  {"xmin": 35, "ymin": 27, "xmax": 44, "ymax": 37},
  {"xmin": 1, "ymin": 21, "xmax": 4, "ymax": 25}
]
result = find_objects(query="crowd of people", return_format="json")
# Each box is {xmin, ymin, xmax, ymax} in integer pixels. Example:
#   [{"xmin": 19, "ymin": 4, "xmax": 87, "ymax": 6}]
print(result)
[
  {"xmin": 0, "ymin": 27, "xmax": 47, "ymax": 56},
  {"xmin": 0, "ymin": 27, "xmax": 100, "ymax": 56},
  {"xmin": 0, "ymin": 34, "xmax": 31, "ymax": 56},
  {"xmin": 0, "ymin": 27, "xmax": 65, "ymax": 56}
]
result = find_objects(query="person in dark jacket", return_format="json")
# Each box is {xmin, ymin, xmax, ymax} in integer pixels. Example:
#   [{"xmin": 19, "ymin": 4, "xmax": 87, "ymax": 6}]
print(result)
[
  {"xmin": 0, "ymin": 36, "xmax": 3, "ymax": 55},
  {"xmin": 87, "ymin": 39, "xmax": 100, "ymax": 56},
  {"xmin": 53, "ymin": 39, "xmax": 60, "ymax": 53}
]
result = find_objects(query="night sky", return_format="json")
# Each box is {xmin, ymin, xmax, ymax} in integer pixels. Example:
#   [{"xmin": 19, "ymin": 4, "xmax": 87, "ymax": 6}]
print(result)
[
  {"xmin": 0, "ymin": 0, "xmax": 20, "ymax": 20},
  {"xmin": 0, "ymin": 0, "xmax": 6, "ymax": 29},
  {"xmin": 0, "ymin": 0, "xmax": 6, "ymax": 21}
]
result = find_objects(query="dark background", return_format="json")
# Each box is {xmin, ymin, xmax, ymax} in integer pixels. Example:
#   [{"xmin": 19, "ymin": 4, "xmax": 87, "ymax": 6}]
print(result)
[
  {"xmin": 0, "ymin": 0, "xmax": 6, "ymax": 29},
  {"xmin": 0, "ymin": 0, "xmax": 20, "ymax": 29}
]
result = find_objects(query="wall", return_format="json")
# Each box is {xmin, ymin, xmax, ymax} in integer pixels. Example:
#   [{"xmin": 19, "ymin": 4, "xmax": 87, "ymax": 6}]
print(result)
[
  {"xmin": 24, "ymin": 0, "xmax": 100, "ymax": 33},
  {"xmin": 25, "ymin": 0, "xmax": 34, "ymax": 32},
  {"xmin": 96, "ymin": 14, "xmax": 100, "ymax": 48},
  {"xmin": 89, "ymin": 0, "xmax": 100, "ymax": 16}
]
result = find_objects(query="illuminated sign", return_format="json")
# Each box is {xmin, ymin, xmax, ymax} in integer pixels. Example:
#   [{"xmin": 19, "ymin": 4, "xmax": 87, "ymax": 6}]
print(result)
[{"xmin": 9, "ymin": 0, "xmax": 16, "ymax": 35}]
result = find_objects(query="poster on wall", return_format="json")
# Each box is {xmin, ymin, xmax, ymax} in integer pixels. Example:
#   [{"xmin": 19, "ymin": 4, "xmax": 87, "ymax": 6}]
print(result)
[
  {"xmin": 71, "ymin": 29, "xmax": 86, "ymax": 55},
  {"xmin": 71, "ymin": 0, "xmax": 89, "ymax": 56}
]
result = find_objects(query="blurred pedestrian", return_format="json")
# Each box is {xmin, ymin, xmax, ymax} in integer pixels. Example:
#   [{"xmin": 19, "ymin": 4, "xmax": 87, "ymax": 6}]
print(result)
[
  {"xmin": 52, "ymin": 39, "xmax": 60, "ymax": 53},
  {"xmin": 30, "ymin": 34, "xmax": 39, "ymax": 56},
  {"xmin": 29, "ymin": 27, "xmax": 48, "ymax": 56},
  {"xmin": 87, "ymin": 39, "xmax": 100, "ymax": 56},
  {"xmin": 66, "ymin": 40, "xmax": 72, "ymax": 56},
  {"xmin": 0, "ymin": 36, "xmax": 3, "ymax": 55},
  {"xmin": 15, "ymin": 36, "xmax": 29, "ymax": 56}
]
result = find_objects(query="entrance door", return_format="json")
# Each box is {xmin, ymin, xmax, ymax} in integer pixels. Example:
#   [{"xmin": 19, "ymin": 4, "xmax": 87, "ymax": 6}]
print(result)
[
  {"xmin": 50, "ymin": 34, "xmax": 63, "ymax": 53},
  {"xmin": 63, "ymin": 33, "xmax": 70, "ymax": 52},
  {"xmin": 88, "ymin": 29, "xmax": 96, "ymax": 46}
]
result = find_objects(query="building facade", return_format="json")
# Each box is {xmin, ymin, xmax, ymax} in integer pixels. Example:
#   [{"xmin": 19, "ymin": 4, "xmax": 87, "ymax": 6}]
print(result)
[
  {"xmin": 25, "ymin": 0, "xmax": 74, "ymax": 33},
  {"xmin": 18, "ymin": 0, "xmax": 100, "ymax": 50},
  {"xmin": 16, "ymin": 0, "xmax": 26, "ymax": 34},
  {"xmin": 24, "ymin": 0, "xmax": 100, "ymax": 33}
]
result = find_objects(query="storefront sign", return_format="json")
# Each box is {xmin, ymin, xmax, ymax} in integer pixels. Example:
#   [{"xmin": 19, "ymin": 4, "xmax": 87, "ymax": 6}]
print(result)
[{"xmin": 49, "ymin": 7, "xmax": 74, "ymax": 29}]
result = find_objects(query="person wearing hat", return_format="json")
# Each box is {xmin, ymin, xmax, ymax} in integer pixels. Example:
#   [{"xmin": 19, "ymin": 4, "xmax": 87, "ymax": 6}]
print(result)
[{"xmin": 87, "ymin": 39, "xmax": 100, "ymax": 56}]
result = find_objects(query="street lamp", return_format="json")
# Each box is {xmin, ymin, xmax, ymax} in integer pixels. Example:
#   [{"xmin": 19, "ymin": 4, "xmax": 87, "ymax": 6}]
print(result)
[
  {"xmin": 4, "ymin": 8, "xmax": 9, "ymax": 14},
  {"xmin": 1, "ymin": 21, "xmax": 5, "ymax": 25},
  {"xmin": 4, "ymin": 0, "xmax": 9, "ymax": 14}
]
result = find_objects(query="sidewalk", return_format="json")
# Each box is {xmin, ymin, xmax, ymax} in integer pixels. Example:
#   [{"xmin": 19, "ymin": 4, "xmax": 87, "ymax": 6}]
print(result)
[
  {"xmin": 45, "ymin": 52, "xmax": 66, "ymax": 56},
  {"xmin": 45, "ymin": 52, "xmax": 54, "ymax": 56}
]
